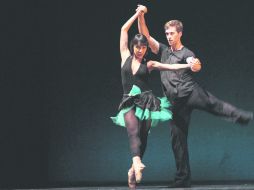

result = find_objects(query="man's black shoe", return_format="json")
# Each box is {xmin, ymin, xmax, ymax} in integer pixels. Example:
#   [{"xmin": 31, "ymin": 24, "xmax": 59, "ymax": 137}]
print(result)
[
  {"xmin": 168, "ymin": 181, "xmax": 191, "ymax": 188},
  {"xmin": 238, "ymin": 111, "xmax": 253, "ymax": 125}
]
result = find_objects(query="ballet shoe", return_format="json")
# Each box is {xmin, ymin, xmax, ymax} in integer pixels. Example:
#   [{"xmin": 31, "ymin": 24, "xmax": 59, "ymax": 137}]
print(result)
[
  {"xmin": 128, "ymin": 167, "xmax": 136, "ymax": 189},
  {"xmin": 133, "ymin": 162, "xmax": 145, "ymax": 183}
]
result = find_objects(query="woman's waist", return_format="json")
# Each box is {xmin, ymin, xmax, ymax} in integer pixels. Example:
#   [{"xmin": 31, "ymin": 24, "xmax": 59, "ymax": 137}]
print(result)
[
  {"xmin": 122, "ymin": 85, "xmax": 151, "ymax": 95},
  {"xmin": 122, "ymin": 90, "xmax": 152, "ymax": 97}
]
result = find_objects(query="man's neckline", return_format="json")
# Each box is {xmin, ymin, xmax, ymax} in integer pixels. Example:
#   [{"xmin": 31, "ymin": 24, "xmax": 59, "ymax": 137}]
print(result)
[{"xmin": 170, "ymin": 45, "xmax": 184, "ymax": 52}]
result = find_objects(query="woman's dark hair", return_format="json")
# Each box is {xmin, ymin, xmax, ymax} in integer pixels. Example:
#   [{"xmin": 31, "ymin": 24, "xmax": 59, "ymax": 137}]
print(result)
[{"xmin": 129, "ymin": 34, "xmax": 149, "ymax": 56}]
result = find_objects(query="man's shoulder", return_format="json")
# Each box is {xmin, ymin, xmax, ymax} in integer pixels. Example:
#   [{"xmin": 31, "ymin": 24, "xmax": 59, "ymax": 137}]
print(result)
[
  {"xmin": 182, "ymin": 46, "xmax": 195, "ymax": 57},
  {"xmin": 159, "ymin": 42, "xmax": 168, "ymax": 51},
  {"xmin": 182, "ymin": 46, "xmax": 193, "ymax": 53}
]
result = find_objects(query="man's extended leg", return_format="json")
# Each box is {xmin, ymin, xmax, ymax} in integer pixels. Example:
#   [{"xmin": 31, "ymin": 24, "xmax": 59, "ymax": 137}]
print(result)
[{"xmin": 188, "ymin": 85, "xmax": 253, "ymax": 125}]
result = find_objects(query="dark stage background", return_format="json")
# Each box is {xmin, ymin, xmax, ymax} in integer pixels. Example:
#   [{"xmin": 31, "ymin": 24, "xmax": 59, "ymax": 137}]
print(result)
[{"xmin": 1, "ymin": 0, "xmax": 254, "ymax": 188}]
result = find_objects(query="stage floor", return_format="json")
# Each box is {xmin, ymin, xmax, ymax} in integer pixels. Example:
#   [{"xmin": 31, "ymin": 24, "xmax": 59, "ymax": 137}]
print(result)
[{"xmin": 19, "ymin": 184, "xmax": 254, "ymax": 190}]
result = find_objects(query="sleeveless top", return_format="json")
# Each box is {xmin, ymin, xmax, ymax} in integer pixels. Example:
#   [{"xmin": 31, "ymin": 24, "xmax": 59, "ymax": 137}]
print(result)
[
  {"xmin": 121, "ymin": 56, "xmax": 150, "ymax": 94},
  {"xmin": 111, "ymin": 56, "xmax": 172, "ymax": 127}
]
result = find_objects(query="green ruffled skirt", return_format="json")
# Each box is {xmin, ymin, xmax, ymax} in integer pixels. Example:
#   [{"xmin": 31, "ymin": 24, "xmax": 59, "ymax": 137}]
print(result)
[{"xmin": 111, "ymin": 85, "xmax": 172, "ymax": 127}]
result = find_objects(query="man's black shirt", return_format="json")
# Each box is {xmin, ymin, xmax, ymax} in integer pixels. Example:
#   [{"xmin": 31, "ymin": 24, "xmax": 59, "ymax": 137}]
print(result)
[{"xmin": 158, "ymin": 43, "xmax": 197, "ymax": 101}]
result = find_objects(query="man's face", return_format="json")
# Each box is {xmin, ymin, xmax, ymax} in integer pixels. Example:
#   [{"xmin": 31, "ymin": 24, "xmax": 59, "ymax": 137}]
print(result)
[{"xmin": 165, "ymin": 26, "xmax": 182, "ymax": 47}]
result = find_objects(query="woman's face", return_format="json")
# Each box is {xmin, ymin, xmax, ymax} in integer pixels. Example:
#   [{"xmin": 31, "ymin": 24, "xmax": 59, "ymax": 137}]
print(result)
[{"xmin": 133, "ymin": 44, "xmax": 148, "ymax": 59}]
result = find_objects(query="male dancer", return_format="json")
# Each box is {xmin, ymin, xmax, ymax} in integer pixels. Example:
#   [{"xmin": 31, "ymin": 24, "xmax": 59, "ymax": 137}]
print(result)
[{"xmin": 137, "ymin": 5, "xmax": 253, "ymax": 188}]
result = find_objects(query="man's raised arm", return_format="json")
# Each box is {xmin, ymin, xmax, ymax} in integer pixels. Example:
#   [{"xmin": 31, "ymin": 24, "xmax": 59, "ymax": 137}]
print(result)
[{"xmin": 137, "ymin": 5, "xmax": 160, "ymax": 54}]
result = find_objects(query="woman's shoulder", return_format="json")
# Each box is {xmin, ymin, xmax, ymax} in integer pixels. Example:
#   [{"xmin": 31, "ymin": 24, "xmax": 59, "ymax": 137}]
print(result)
[{"xmin": 121, "ymin": 55, "xmax": 132, "ymax": 68}]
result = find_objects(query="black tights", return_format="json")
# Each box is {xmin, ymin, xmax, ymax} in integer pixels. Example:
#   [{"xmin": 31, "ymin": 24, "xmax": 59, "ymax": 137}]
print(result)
[{"xmin": 124, "ymin": 109, "xmax": 151, "ymax": 159}]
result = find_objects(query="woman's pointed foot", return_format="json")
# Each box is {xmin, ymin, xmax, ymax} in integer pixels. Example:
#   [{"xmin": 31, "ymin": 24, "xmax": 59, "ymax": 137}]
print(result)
[
  {"xmin": 128, "ymin": 167, "xmax": 136, "ymax": 189},
  {"xmin": 133, "ymin": 162, "xmax": 145, "ymax": 183}
]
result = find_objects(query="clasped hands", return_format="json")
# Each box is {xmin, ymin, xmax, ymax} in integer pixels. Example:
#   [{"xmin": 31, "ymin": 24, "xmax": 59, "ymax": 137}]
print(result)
[{"xmin": 187, "ymin": 57, "xmax": 202, "ymax": 72}]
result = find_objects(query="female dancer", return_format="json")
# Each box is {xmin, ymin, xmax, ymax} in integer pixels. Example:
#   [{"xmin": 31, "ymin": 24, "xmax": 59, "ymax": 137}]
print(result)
[{"xmin": 111, "ymin": 8, "xmax": 194, "ymax": 189}]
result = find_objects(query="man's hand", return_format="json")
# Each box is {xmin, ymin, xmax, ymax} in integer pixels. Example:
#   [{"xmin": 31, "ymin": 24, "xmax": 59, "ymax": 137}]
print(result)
[
  {"xmin": 191, "ymin": 58, "xmax": 202, "ymax": 72},
  {"xmin": 187, "ymin": 57, "xmax": 201, "ymax": 72}
]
